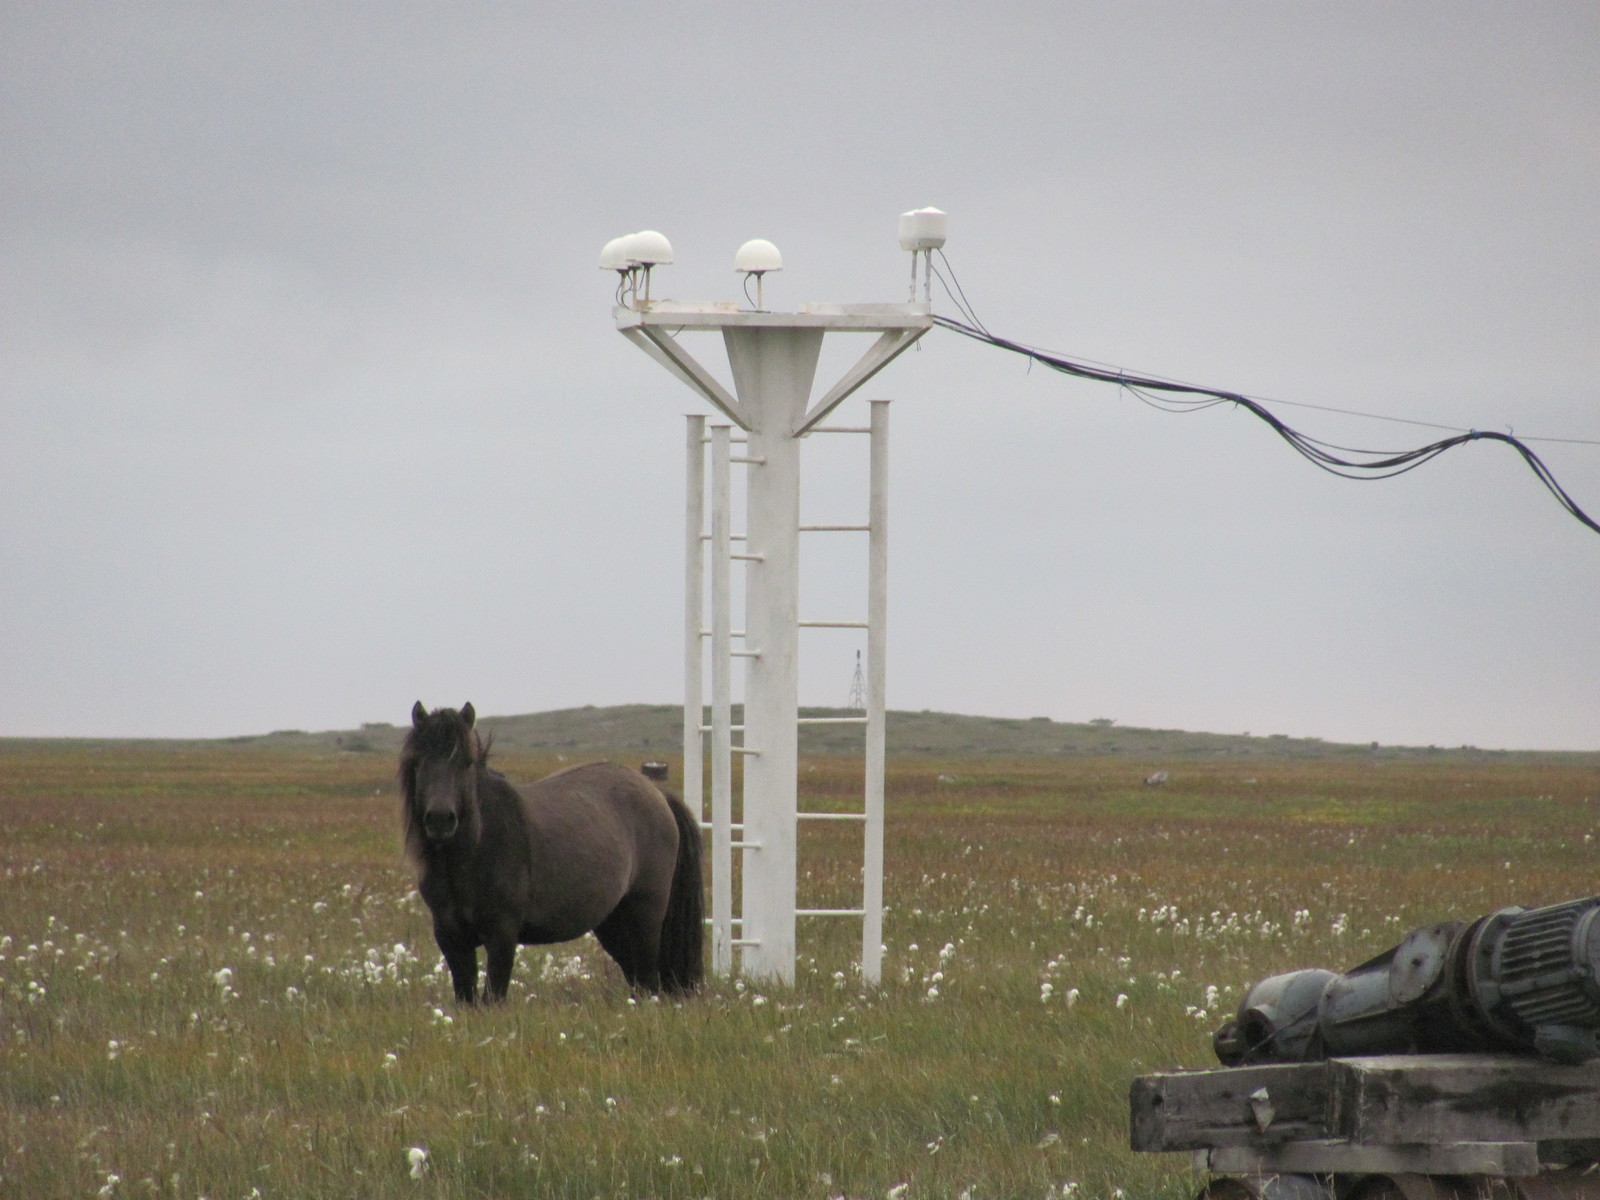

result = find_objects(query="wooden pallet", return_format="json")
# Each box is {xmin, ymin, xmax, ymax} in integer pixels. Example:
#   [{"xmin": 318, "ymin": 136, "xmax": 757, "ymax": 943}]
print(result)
[{"xmin": 1131, "ymin": 1055, "xmax": 1600, "ymax": 1178}]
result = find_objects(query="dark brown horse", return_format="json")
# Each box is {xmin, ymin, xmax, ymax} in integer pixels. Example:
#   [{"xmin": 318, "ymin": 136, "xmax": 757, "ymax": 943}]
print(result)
[{"xmin": 400, "ymin": 702, "xmax": 703, "ymax": 1002}]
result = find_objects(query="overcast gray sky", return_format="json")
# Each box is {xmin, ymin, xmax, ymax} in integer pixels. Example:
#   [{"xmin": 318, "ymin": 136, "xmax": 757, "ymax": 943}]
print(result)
[{"xmin": 3, "ymin": 4, "xmax": 1596, "ymax": 748}]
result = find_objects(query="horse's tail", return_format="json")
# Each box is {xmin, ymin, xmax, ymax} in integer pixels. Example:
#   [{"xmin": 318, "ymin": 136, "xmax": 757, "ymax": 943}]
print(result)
[{"xmin": 658, "ymin": 787, "xmax": 705, "ymax": 993}]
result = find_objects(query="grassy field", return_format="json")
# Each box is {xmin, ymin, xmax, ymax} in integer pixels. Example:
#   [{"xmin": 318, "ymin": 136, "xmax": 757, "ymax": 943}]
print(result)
[{"xmin": 1, "ymin": 741, "xmax": 1597, "ymax": 1200}]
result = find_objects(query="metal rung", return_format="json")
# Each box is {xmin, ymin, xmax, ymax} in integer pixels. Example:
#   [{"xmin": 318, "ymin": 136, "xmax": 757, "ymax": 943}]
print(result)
[
  {"xmin": 732, "ymin": 553, "xmax": 765, "ymax": 562},
  {"xmin": 698, "ymin": 533, "xmax": 748, "ymax": 542},
  {"xmin": 798, "ymin": 811, "xmax": 867, "ymax": 821},
  {"xmin": 799, "ymin": 620, "xmax": 867, "ymax": 629},
  {"xmin": 732, "ymin": 747, "xmax": 761, "ymax": 757},
  {"xmin": 731, "ymin": 840, "xmax": 762, "ymax": 850},
  {"xmin": 698, "ymin": 724, "xmax": 746, "ymax": 733},
  {"xmin": 810, "ymin": 426, "xmax": 870, "ymax": 434},
  {"xmin": 796, "ymin": 716, "xmax": 867, "ymax": 725},
  {"xmin": 800, "ymin": 525, "xmax": 870, "ymax": 533},
  {"xmin": 797, "ymin": 908, "xmax": 866, "ymax": 917},
  {"xmin": 703, "ymin": 917, "xmax": 746, "ymax": 927},
  {"xmin": 698, "ymin": 629, "xmax": 747, "ymax": 638},
  {"xmin": 733, "ymin": 938, "xmax": 761, "ymax": 947},
  {"xmin": 698, "ymin": 822, "xmax": 745, "ymax": 832},
  {"xmin": 731, "ymin": 649, "xmax": 762, "ymax": 658},
  {"xmin": 731, "ymin": 456, "xmax": 765, "ymax": 465}
]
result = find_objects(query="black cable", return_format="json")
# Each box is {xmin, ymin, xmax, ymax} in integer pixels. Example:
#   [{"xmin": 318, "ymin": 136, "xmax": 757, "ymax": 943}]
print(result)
[
  {"xmin": 933, "ymin": 313, "xmax": 1600, "ymax": 536},
  {"xmin": 931, "ymin": 254, "xmax": 1600, "ymax": 449},
  {"xmin": 933, "ymin": 250, "xmax": 991, "ymax": 336}
]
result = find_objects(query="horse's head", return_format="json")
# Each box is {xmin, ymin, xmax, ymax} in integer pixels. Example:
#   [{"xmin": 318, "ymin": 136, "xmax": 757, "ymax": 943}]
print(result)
[{"xmin": 401, "ymin": 701, "xmax": 487, "ymax": 852}]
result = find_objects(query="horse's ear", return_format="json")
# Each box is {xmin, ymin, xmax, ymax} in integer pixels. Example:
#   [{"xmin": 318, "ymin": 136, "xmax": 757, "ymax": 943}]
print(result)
[
  {"xmin": 412, "ymin": 701, "xmax": 428, "ymax": 729},
  {"xmin": 461, "ymin": 702, "xmax": 476, "ymax": 730}
]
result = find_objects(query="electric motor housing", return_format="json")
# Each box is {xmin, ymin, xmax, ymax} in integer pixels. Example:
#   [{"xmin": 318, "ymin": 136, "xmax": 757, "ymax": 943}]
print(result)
[
  {"xmin": 1214, "ymin": 895, "xmax": 1600, "ymax": 1066},
  {"xmin": 1466, "ymin": 896, "xmax": 1600, "ymax": 1062}
]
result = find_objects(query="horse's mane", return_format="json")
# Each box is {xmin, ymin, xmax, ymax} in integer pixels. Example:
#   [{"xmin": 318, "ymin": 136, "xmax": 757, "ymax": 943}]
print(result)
[
  {"xmin": 401, "ymin": 706, "xmax": 489, "ymax": 770},
  {"xmin": 400, "ymin": 705, "xmax": 492, "ymax": 862}
]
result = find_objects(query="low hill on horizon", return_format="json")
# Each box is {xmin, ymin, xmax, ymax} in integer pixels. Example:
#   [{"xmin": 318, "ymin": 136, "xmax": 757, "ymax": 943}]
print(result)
[{"xmin": 13, "ymin": 704, "xmax": 1591, "ymax": 763}]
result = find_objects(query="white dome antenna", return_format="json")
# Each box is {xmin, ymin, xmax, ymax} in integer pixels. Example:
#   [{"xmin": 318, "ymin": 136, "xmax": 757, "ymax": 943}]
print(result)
[
  {"xmin": 599, "ymin": 235, "xmax": 633, "ymax": 273},
  {"xmin": 626, "ymin": 230, "xmax": 672, "ymax": 305},
  {"xmin": 601, "ymin": 230, "xmax": 674, "ymax": 308},
  {"xmin": 897, "ymin": 207, "xmax": 947, "ymax": 251},
  {"xmin": 626, "ymin": 230, "xmax": 674, "ymax": 267},
  {"xmin": 898, "ymin": 206, "xmax": 947, "ymax": 303},
  {"xmin": 734, "ymin": 238, "xmax": 783, "ymax": 310}
]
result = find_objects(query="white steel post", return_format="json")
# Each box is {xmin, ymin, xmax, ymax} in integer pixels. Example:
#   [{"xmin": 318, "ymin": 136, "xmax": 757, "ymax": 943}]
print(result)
[
  {"xmin": 709, "ymin": 423, "xmax": 735, "ymax": 976},
  {"xmin": 726, "ymin": 326, "xmax": 824, "ymax": 985},
  {"xmin": 862, "ymin": 398, "xmax": 890, "ymax": 985},
  {"xmin": 683, "ymin": 414, "xmax": 705, "ymax": 829}
]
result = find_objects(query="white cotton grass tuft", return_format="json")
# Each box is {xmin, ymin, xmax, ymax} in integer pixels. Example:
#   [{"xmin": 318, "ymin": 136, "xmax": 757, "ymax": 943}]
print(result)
[{"xmin": 406, "ymin": 1146, "xmax": 428, "ymax": 1179}]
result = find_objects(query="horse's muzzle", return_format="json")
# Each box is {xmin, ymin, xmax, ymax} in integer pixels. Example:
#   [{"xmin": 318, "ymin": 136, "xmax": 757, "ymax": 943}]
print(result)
[{"xmin": 423, "ymin": 811, "xmax": 459, "ymax": 841}]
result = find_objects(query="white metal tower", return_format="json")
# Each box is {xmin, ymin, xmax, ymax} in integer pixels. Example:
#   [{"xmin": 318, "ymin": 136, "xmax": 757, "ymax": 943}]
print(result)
[{"xmin": 604, "ymin": 211, "xmax": 945, "ymax": 986}]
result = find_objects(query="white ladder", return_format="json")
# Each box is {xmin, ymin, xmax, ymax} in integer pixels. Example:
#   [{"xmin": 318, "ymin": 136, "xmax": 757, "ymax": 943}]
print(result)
[{"xmin": 682, "ymin": 402, "xmax": 889, "ymax": 985}]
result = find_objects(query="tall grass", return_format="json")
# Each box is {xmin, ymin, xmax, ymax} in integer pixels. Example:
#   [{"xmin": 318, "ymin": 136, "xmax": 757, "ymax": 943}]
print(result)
[{"xmin": 1, "ymin": 742, "xmax": 1596, "ymax": 1199}]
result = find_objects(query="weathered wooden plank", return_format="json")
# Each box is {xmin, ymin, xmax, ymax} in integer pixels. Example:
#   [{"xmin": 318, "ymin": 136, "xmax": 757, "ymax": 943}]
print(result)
[
  {"xmin": 1131, "ymin": 1064, "xmax": 1329, "ymax": 1152},
  {"xmin": 1327, "ymin": 1056, "xmax": 1600, "ymax": 1146},
  {"xmin": 1204, "ymin": 1139, "xmax": 1543, "ymax": 1177}
]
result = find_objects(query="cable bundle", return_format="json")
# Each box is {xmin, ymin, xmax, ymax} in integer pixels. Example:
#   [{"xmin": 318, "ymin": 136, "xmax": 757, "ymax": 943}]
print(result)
[{"xmin": 929, "ymin": 259, "xmax": 1598, "ymax": 537}]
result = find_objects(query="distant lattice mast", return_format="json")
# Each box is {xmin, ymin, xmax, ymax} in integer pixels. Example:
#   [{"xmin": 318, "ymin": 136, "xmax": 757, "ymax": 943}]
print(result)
[{"xmin": 847, "ymin": 650, "xmax": 866, "ymax": 711}]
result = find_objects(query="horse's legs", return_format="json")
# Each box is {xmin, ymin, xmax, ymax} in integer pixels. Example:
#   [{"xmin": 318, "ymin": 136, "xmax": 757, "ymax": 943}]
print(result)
[
  {"xmin": 483, "ymin": 935, "xmax": 517, "ymax": 1003},
  {"xmin": 434, "ymin": 923, "xmax": 479, "ymax": 1004},
  {"xmin": 594, "ymin": 898, "xmax": 664, "ymax": 993}
]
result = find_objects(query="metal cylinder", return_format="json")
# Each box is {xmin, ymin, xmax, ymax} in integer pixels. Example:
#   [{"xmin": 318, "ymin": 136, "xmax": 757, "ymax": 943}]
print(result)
[{"xmin": 1213, "ymin": 969, "xmax": 1337, "ymax": 1065}]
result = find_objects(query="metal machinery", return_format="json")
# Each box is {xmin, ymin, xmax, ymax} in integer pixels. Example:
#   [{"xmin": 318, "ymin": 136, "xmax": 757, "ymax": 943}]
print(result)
[
  {"xmin": 1216, "ymin": 895, "xmax": 1600, "ymax": 1066},
  {"xmin": 1131, "ymin": 896, "xmax": 1600, "ymax": 1200}
]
